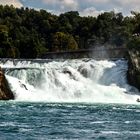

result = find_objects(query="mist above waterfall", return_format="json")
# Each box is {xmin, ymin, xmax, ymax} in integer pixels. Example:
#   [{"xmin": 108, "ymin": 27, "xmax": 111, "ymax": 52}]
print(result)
[{"xmin": 0, "ymin": 59, "xmax": 139, "ymax": 103}]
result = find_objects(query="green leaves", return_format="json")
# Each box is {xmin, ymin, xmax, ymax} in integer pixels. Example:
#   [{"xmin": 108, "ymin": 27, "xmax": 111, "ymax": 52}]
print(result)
[
  {"xmin": 52, "ymin": 32, "xmax": 78, "ymax": 51},
  {"xmin": 127, "ymin": 36, "xmax": 140, "ymax": 50},
  {"xmin": 0, "ymin": 5, "xmax": 139, "ymax": 58}
]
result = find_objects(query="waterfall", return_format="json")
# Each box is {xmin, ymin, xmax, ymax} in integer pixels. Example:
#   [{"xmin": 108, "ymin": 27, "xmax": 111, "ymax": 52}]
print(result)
[{"xmin": 0, "ymin": 59, "xmax": 139, "ymax": 103}]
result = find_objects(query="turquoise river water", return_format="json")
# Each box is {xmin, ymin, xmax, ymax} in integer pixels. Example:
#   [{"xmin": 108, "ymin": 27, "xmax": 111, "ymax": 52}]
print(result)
[{"xmin": 0, "ymin": 102, "xmax": 140, "ymax": 139}]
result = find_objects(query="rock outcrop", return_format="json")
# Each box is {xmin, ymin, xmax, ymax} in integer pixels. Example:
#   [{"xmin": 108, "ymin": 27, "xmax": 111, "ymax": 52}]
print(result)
[
  {"xmin": 127, "ymin": 49, "xmax": 140, "ymax": 91},
  {"xmin": 0, "ymin": 67, "xmax": 14, "ymax": 100}
]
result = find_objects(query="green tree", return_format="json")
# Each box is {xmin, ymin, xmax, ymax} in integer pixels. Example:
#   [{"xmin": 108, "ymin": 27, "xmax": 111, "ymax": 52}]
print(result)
[{"xmin": 52, "ymin": 32, "xmax": 78, "ymax": 51}]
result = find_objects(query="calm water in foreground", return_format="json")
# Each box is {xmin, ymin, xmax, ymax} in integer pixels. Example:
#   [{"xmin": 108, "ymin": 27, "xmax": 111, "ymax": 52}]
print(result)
[{"xmin": 0, "ymin": 102, "xmax": 140, "ymax": 140}]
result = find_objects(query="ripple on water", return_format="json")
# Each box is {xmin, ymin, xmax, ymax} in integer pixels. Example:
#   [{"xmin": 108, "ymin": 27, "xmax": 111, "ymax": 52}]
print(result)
[{"xmin": 0, "ymin": 103, "xmax": 140, "ymax": 139}]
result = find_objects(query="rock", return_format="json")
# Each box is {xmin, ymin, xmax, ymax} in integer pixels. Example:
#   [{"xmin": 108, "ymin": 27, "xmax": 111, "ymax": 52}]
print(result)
[
  {"xmin": 63, "ymin": 68, "xmax": 75, "ymax": 79},
  {"xmin": 79, "ymin": 67, "xmax": 89, "ymax": 78},
  {"xmin": 0, "ymin": 67, "xmax": 14, "ymax": 100},
  {"xmin": 19, "ymin": 81, "xmax": 28, "ymax": 90},
  {"xmin": 127, "ymin": 49, "xmax": 140, "ymax": 91},
  {"xmin": 78, "ymin": 64, "xmax": 94, "ymax": 78}
]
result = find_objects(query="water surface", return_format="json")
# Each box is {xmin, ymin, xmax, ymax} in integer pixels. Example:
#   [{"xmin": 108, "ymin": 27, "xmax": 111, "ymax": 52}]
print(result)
[{"xmin": 0, "ymin": 102, "xmax": 140, "ymax": 139}]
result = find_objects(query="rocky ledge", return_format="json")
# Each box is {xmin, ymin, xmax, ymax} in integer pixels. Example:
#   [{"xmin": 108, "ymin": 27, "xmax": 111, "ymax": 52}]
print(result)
[
  {"xmin": 0, "ymin": 67, "xmax": 14, "ymax": 100},
  {"xmin": 127, "ymin": 49, "xmax": 140, "ymax": 91}
]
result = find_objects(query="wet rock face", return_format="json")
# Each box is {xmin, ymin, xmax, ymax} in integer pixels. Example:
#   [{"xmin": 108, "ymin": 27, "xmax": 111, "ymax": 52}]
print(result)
[
  {"xmin": 0, "ymin": 68, "xmax": 14, "ymax": 100},
  {"xmin": 127, "ymin": 50, "xmax": 140, "ymax": 91}
]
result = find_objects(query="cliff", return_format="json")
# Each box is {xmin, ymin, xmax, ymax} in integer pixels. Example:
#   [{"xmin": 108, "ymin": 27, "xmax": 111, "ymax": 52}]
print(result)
[
  {"xmin": 127, "ymin": 49, "xmax": 140, "ymax": 91},
  {"xmin": 0, "ymin": 67, "xmax": 14, "ymax": 100}
]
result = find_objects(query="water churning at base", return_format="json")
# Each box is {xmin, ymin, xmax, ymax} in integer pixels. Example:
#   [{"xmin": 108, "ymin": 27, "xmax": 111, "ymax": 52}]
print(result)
[{"xmin": 0, "ymin": 59, "xmax": 139, "ymax": 103}]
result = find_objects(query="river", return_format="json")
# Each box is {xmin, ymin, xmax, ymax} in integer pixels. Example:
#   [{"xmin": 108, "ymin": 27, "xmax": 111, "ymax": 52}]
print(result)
[{"xmin": 0, "ymin": 58, "xmax": 140, "ymax": 139}]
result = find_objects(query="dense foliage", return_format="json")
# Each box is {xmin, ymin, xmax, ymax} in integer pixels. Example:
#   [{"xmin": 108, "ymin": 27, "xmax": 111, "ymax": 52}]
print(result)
[{"xmin": 0, "ymin": 5, "xmax": 139, "ymax": 58}]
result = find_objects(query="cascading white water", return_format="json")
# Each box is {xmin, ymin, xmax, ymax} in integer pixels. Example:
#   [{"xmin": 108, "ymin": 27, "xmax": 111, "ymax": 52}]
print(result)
[{"xmin": 0, "ymin": 59, "xmax": 139, "ymax": 103}]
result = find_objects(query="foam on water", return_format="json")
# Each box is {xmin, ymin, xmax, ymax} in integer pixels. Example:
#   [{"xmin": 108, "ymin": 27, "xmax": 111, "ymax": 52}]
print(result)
[{"xmin": 0, "ymin": 59, "xmax": 139, "ymax": 103}]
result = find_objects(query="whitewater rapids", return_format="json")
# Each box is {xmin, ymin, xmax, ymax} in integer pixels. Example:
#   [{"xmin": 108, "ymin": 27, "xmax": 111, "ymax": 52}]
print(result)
[{"xmin": 0, "ymin": 59, "xmax": 139, "ymax": 104}]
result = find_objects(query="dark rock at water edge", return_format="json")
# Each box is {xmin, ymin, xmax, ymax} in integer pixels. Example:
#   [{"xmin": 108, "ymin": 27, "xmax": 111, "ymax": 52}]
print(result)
[
  {"xmin": 0, "ymin": 67, "xmax": 14, "ymax": 100},
  {"xmin": 127, "ymin": 49, "xmax": 140, "ymax": 91}
]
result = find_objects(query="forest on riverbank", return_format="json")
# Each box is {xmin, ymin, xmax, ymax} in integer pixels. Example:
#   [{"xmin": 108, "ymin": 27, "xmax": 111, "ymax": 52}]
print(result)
[{"xmin": 0, "ymin": 5, "xmax": 139, "ymax": 58}]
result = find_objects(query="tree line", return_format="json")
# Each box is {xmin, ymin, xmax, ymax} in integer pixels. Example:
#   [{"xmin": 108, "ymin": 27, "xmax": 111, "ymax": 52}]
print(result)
[{"xmin": 0, "ymin": 5, "xmax": 139, "ymax": 58}]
